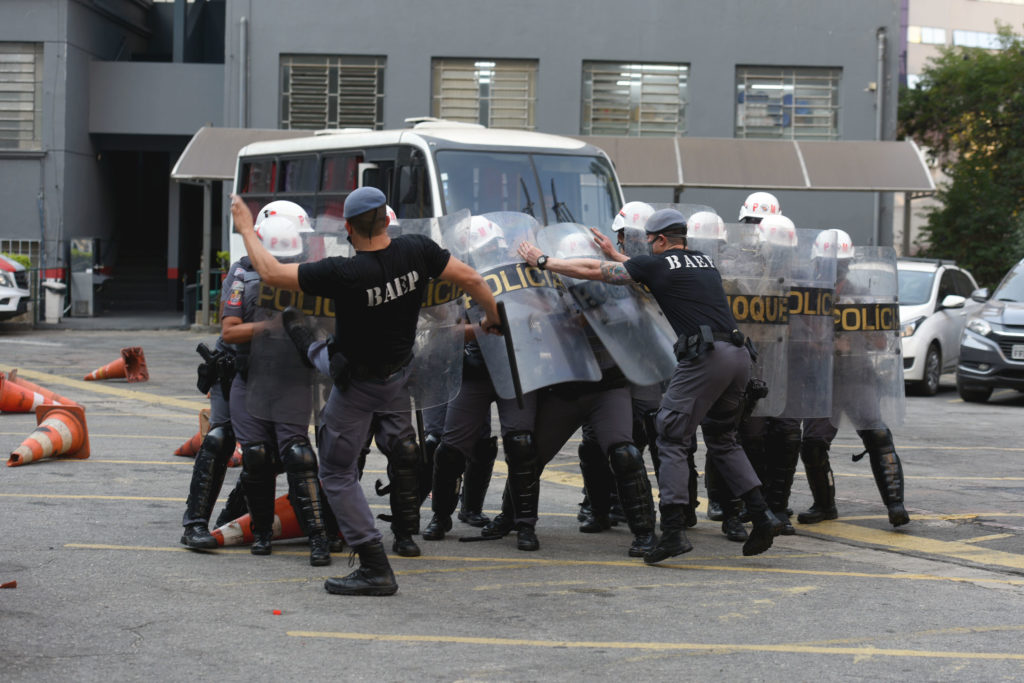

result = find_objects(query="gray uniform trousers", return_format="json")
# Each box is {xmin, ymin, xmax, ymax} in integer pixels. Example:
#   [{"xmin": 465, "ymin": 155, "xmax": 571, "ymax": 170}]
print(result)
[
  {"xmin": 536, "ymin": 385, "xmax": 634, "ymax": 465},
  {"xmin": 229, "ymin": 375, "xmax": 308, "ymax": 449},
  {"xmin": 208, "ymin": 383, "xmax": 231, "ymax": 429},
  {"xmin": 655, "ymin": 341, "xmax": 762, "ymax": 505}
]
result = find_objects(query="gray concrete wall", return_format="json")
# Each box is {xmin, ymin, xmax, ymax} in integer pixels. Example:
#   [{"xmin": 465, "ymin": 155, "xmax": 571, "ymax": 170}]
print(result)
[{"xmin": 222, "ymin": 0, "xmax": 900, "ymax": 244}]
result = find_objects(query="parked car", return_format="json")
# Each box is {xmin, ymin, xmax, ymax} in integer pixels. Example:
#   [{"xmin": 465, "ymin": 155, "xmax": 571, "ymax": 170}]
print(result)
[
  {"xmin": 897, "ymin": 258, "xmax": 982, "ymax": 395},
  {"xmin": 0, "ymin": 254, "xmax": 31, "ymax": 321},
  {"xmin": 955, "ymin": 256, "xmax": 1024, "ymax": 403}
]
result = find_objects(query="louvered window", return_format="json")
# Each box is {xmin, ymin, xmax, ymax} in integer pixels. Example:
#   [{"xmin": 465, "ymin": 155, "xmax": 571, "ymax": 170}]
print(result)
[
  {"xmin": 735, "ymin": 66, "xmax": 840, "ymax": 140},
  {"xmin": 0, "ymin": 43, "xmax": 43, "ymax": 150},
  {"xmin": 432, "ymin": 59, "xmax": 536, "ymax": 130},
  {"xmin": 280, "ymin": 55, "xmax": 385, "ymax": 130},
  {"xmin": 581, "ymin": 62, "xmax": 688, "ymax": 136}
]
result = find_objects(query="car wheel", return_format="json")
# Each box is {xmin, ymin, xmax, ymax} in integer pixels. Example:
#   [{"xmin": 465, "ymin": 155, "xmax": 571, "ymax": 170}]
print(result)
[
  {"xmin": 921, "ymin": 344, "xmax": 942, "ymax": 396},
  {"xmin": 957, "ymin": 381, "xmax": 992, "ymax": 403}
]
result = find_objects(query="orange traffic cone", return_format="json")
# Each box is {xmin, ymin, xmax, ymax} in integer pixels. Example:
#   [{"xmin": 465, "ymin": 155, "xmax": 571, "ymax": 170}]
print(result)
[
  {"xmin": 83, "ymin": 347, "xmax": 149, "ymax": 382},
  {"xmin": 0, "ymin": 377, "xmax": 66, "ymax": 413},
  {"xmin": 8, "ymin": 404, "xmax": 90, "ymax": 467},
  {"xmin": 7, "ymin": 370, "xmax": 79, "ymax": 407},
  {"xmin": 211, "ymin": 493, "xmax": 304, "ymax": 546},
  {"xmin": 173, "ymin": 409, "xmax": 211, "ymax": 457}
]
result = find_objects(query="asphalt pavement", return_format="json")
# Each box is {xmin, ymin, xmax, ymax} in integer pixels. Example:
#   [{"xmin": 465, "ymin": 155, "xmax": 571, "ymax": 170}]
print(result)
[{"xmin": 2, "ymin": 326, "xmax": 1023, "ymax": 681}]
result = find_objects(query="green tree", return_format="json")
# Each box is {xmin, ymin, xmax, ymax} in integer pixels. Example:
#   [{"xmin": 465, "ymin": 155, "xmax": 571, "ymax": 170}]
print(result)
[{"xmin": 898, "ymin": 24, "xmax": 1024, "ymax": 288}]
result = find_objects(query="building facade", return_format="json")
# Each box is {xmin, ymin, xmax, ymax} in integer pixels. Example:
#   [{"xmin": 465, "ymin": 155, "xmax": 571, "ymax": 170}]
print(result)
[{"xmin": 1, "ymin": 0, "xmax": 906, "ymax": 315}]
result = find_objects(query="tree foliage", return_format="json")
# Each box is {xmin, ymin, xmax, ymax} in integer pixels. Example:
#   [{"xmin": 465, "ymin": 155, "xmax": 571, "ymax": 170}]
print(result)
[{"xmin": 898, "ymin": 24, "xmax": 1024, "ymax": 288}]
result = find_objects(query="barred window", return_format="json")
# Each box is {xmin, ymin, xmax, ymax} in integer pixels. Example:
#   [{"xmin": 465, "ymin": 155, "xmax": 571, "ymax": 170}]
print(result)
[
  {"xmin": 432, "ymin": 59, "xmax": 536, "ymax": 130},
  {"xmin": 0, "ymin": 43, "xmax": 43, "ymax": 150},
  {"xmin": 280, "ymin": 55, "xmax": 385, "ymax": 130},
  {"xmin": 581, "ymin": 62, "xmax": 688, "ymax": 136},
  {"xmin": 735, "ymin": 67, "xmax": 840, "ymax": 140}
]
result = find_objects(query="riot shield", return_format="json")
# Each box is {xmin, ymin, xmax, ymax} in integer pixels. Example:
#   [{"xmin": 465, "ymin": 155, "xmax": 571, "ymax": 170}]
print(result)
[
  {"xmin": 777, "ymin": 228, "xmax": 837, "ymax": 418},
  {"xmin": 831, "ymin": 246, "xmax": 905, "ymax": 430},
  {"xmin": 536, "ymin": 222, "xmax": 676, "ymax": 386},
  {"xmin": 389, "ymin": 211, "xmax": 467, "ymax": 410},
  {"xmin": 718, "ymin": 223, "xmax": 791, "ymax": 416},
  {"xmin": 446, "ymin": 211, "xmax": 601, "ymax": 399}
]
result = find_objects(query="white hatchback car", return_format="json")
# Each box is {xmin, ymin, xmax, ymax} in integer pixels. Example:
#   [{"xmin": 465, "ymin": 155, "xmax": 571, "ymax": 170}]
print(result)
[{"xmin": 898, "ymin": 258, "xmax": 983, "ymax": 395}]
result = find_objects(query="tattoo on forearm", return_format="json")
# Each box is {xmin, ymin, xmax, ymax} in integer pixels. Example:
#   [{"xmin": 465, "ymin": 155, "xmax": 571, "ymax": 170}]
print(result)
[{"xmin": 600, "ymin": 262, "xmax": 633, "ymax": 284}]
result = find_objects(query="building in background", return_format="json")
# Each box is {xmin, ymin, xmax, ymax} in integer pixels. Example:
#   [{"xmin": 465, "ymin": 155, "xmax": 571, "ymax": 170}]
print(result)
[{"xmin": 2, "ymin": 0, "xmax": 914, "ymax": 318}]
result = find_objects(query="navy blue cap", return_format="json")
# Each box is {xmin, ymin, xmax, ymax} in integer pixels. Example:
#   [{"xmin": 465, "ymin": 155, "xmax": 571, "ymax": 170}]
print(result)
[
  {"xmin": 343, "ymin": 187, "xmax": 387, "ymax": 218},
  {"xmin": 644, "ymin": 208, "xmax": 688, "ymax": 235}
]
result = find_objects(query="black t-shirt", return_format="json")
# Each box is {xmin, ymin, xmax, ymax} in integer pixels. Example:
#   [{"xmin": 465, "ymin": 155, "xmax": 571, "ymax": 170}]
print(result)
[
  {"xmin": 624, "ymin": 248, "xmax": 737, "ymax": 339},
  {"xmin": 298, "ymin": 234, "xmax": 451, "ymax": 365}
]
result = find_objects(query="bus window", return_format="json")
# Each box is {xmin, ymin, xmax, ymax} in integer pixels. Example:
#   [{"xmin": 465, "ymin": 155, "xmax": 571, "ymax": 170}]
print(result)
[
  {"xmin": 395, "ymin": 149, "xmax": 433, "ymax": 218},
  {"xmin": 534, "ymin": 154, "xmax": 619, "ymax": 230},
  {"xmin": 240, "ymin": 158, "xmax": 274, "ymax": 194},
  {"xmin": 434, "ymin": 150, "xmax": 540, "ymax": 220},
  {"xmin": 279, "ymin": 155, "xmax": 318, "ymax": 193},
  {"xmin": 321, "ymin": 154, "xmax": 361, "ymax": 192}
]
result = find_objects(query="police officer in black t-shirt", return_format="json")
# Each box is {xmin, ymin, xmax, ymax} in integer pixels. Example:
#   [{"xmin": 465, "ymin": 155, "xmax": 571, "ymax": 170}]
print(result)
[
  {"xmin": 518, "ymin": 208, "xmax": 780, "ymax": 562},
  {"xmin": 232, "ymin": 188, "xmax": 501, "ymax": 596}
]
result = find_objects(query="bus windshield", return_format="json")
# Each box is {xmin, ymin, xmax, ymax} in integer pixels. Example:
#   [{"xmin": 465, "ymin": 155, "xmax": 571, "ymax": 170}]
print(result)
[{"xmin": 435, "ymin": 150, "xmax": 620, "ymax": 228}]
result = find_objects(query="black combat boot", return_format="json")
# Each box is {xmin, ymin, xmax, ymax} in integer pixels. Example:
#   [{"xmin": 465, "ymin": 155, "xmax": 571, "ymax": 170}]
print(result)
[
  {"xmin": 515, "ymin": 522, "xmax": 540, "ymax": 551},
  {"xmin": 240, "ymin": 442, "xmax": 277, "ymax": 556},
  {"xmin": 422, "ymin": 514, "xmax": 453, "ymax": 541},
  {"xmin": 609, "ymin": 443, "xmax": 658, "ymax": 558},
  {"xmin": 181, "ymin": 425, "xmax": 234, "ymax": 550},
  {"xmin": 740, "ymin": 487, "xmax": 780, "ymax": 557},
  {"xmin": 719, "ymin": 498, "xmax": 748, "ymax": 542},
  {"xmin": 309, "ymin": 534, "xmax": 331, "ymax": 567},
  {"xmin": 859, "ymin": 429, "xmax": 910, "ymax": 527},
  {"xmin": 765, "ymin": 424, "xmax": 801, "ymax": 536},
  {"xmin": 324, "ymin": 541, "xmax": 398, "ymax": 596},
  {"xmin": 480, "ymin": 487, "xmax": 515, "ymax": 538},
  {"xmin": 281, "ymin": 306, "xmax": 315, "ymax": 368},
  {"xmin": 423, "ymin": 442, "xmax": 464, "ymax": 540},
  {"xmin": 705, "ymin": 462, "xmax": 725, "ymax": 521},
  {"xmin": 458, "ymin": 436, "xmax": 496, "ymax": 527},
  {"xmin": 389, "ymin": 437, "xmax": 422, "ymax": 557},
  {"xmin": 797, "ymin": 439, "xmax": 838, "ymax": 524},
  {"xmin": 579, "ymin": 439, "xmax": 613, "ymax": 533},
  {"xmin": 644, "ymin": 504, "xmax": 693, "ymax": 564}
]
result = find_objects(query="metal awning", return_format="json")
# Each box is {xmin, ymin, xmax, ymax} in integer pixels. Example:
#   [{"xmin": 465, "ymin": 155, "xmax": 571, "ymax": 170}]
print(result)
[
  {"xmin": 170, "ymin": 126, "xmax": 310, "ymax": 181},
  {"xmin": 574, "ymin": 136, "xmax": 935, "ymax": 193}
]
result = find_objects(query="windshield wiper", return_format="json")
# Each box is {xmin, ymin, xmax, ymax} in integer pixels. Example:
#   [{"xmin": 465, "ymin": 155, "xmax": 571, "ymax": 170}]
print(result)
[
  {"xmin": 550, "ymin": 179, "xmax": 576, "ymax": 223},
  {"xmin": 519, "ymin": 178, "xmax": 535, "ymax": 217}
]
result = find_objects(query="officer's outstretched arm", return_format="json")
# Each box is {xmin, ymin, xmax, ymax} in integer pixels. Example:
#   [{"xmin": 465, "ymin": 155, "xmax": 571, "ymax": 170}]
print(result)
[
  {"xmin": 230, "ymin": 195, "xmax": 301, "ymax": 290},
  {"xmin": 517, "ymin": 241, "xmax": 635, "ymax": 285},
  {"xmin": 440, "ymin": 256, "xmax": 501, "ymax": 334}
]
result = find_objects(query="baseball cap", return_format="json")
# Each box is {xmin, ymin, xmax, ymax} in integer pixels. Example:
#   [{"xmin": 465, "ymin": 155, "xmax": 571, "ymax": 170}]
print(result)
[
  {"xmin": 343, "ymin": 187, "xmax": 387, "ymax": 219},
  {"xmin": 644, "ymin": 208, "xmax": 688, "ymax": 235}
]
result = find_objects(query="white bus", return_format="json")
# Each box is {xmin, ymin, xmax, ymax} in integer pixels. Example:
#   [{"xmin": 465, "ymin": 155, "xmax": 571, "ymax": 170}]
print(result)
[{"xmin": 231, "ymin": 119, "xmax": 623, "ymax": 260}]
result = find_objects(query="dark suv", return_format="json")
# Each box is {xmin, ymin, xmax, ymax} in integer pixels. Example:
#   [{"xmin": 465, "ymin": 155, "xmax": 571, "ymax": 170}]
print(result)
[{"xmin": 956, "ymin": 257, "xmax": 1024, "ymax": 402}]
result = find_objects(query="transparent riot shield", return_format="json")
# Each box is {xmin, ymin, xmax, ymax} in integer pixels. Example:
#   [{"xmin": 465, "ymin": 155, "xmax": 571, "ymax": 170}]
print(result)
[
  {"xmin": 778, "ymin": 228, "xmax": 836, "ymax": 418},
  {"xmin": 390, "ymin": 212, "xmax": 468, "ymax": 410},
  {"xmin": 536, "ymin": 222, "xmax": 676, "ymax": 386},
  {"xmin": 445, "ymin": 211, "xmax": 601, "ymax": 399},
  {"xmin": 831, "ymin": 246, "xmax": 905, "ymax": 430},
  {"xmin": 719, "ymin": 223, "xmax": 791, "ymax": 416}
]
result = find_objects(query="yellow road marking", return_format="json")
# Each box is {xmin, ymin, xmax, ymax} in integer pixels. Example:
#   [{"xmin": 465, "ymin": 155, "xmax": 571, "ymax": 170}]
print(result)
[
  {"xmin": 61, "ymin": 544, "xmax": 1024, "ymax": 586},
  {"xmin": 0, "ymin": 365, "xmax": 207, "ymax": 412},
  {"xmin": 804, "ymin": 520, "xmax": 1024, "ymax": 571},
  {"xmin": 960, "ymin": 533, "xmax": 1016, "ymax": 544},
  {"xmin": 285, "ymin": 631, "xmax": 1024, "ymax": 660}
]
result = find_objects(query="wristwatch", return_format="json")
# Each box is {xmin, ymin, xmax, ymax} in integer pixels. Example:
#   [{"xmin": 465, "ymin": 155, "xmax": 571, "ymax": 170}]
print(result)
[{"xmin": 536, "ymin": 255, "xmax": 549, "ymax": 270}]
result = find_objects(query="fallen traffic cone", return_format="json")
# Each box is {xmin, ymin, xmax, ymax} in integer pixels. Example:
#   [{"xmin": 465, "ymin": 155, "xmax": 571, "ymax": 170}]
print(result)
[
  {"xmin": 7, "ymin": 369, "xmax": 79, "ymax": 407},
  {"xmin": 211, "ymin": 493, "xmax": 304, "ymax": 546},
  {"xmin": 83, "ymin": 347, "xmax": 149, "ymax": 382},
  {"xmin": 0, "ymin": 377, "xmax": 65, "ymax": 413},
  {"xmin": 8, "ymin": 404, "xmax": 90, "ymax": 467},
  {"xmin": 173, "ymin": 409, "xmax": 211, "ymax": 457}
]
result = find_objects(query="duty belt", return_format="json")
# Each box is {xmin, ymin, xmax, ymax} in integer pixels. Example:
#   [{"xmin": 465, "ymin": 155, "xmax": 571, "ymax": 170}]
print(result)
[
  {"xmin": 674, "ymin": 325, "xmax": 746, "ymax": 362},
  {"xmin": 350, "ymin": 352, "xmax": 414, "ymax": 383}
]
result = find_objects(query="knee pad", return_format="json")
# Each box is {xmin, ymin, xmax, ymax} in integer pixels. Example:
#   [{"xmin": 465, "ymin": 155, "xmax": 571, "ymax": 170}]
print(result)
[
  {"xmin": 281, "ymin": 437, "xmax": 318, "ymax": 475},
  {"xmin": 241, "ymin": 442, "xmax": 275, "ymax": 478},
  {"xmin": 503, "ymin": 430, "xmax": 535, "ymax": 462},
  {"xmin": 423, "ymin": 431, "xmax": 442, "ymax": 462},
  {"xmin": 577, "ymin": 438, "xmax": 604, "ymax": 465},
  {"xmin": 608, "ymin": 442, "xmax": 644, "ymax": 476},
  {"xmin": 204, "ymin": 424, "xmax": 234, "ymax": 456},
  {"xmin": 857, "ymin": 428, "xmax": 894, "ymax": 454},
  {"xmin": 391, "ymin": 436, "xmax": 420, "ymax": 470}
]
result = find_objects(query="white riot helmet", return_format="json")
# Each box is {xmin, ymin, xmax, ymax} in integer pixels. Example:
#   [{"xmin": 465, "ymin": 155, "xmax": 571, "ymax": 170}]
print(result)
[
  {"xmin": 256, "ymin": 200, "xmax": 313, "ymax": 234},
  {"xmin": 738, "ymin": 191, "xmax": 781, "ymax": 222},
  {"xmin": 611, "ymin": 201, "xmax": 655, "ymax": 233},
  {"xmin": 554, "ymin": 231, "xmax": 597, "ymax": 259},
  {"xmin": 687, "ymin": 211, "xmax": 726, "ymax": 241},
  {"xmin": 385, "ymin": 205, "xmax": 398, "ymax": 226},
  {"xmin": 454, "ymin": 215, "xmax": 507, "ymax": 254},
  {"xmin": 812, "ymin": 229, "xmax": 854, "ymax": 260},
  {"xmin": 757, "ymin": 214, "xmax": 798, "ymax": 247},
  {"xmin": 257, "ymin": 214, "xmax": 304, "ymax": 258}
]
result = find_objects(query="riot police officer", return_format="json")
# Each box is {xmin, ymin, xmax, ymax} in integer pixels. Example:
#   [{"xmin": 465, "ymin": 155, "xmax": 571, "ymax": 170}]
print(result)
[
  {"xmin": 232, "ymin": 187, "xmax": 501, "ymax": 596},
  {"xmin": 519, "ymin": 208, "xmax": 781, "ymax": 561}
]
